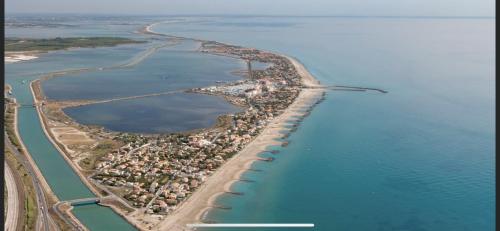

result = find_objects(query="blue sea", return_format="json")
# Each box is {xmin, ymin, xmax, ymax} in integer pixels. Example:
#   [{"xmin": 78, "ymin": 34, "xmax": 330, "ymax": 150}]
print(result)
[
  {"xmin": 5, "ymin": 15, "xmax": 495, "ymax": 231},
  {"xmin": 153, "ymin": 16, "xmax": 495, "ymax": 231}
]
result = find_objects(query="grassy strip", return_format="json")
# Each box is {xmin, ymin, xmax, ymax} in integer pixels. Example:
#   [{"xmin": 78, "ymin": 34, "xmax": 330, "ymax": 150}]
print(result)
[
  {"xmin": 5, "ymin": 37, "xmax": 145, "ymax": 52},
  {"xmin": 4, "ymin": 103, "xmax": 21, "ymax": 150},
  {"xmin": 80, "ymin": 139, "xmax": 121, "ymax": 171},
  {"xmin": 4, "ymin": 99, "xmax": 37, "ymax": 230}
]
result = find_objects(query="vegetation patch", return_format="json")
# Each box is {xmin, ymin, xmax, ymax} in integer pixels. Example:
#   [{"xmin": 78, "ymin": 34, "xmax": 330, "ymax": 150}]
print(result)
[
  {"xmin": 80, "ymin": 139, "xmax": 122, "ymax": 170},
  {"xmin": 4, "ymin": 104, "xmax": 21, "ymax": 151},
  {"xmin": 5, "ymin": 37, "xmax": 145, "ymax": 52}
]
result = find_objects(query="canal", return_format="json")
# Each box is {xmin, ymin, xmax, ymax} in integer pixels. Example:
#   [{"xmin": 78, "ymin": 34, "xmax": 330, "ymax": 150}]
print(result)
[{"xmin": 5, "ymin": 45, "xmax": 145, "ymax": 231}]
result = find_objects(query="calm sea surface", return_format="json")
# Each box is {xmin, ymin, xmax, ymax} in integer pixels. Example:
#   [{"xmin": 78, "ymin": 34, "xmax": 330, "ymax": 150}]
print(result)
[
  {"xmin": 5, "ymin": 15, "xmax": 495, "ymax": 231},
  {"xmin": 154, "ymin": 17, "xmax": 495, "ymax": 231}
]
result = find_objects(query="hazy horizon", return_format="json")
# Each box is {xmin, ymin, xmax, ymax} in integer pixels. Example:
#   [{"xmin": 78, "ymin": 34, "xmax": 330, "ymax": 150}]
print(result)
[{"xmin": 6, "ymin": 0, "xmax": 496, "ymax": 17}]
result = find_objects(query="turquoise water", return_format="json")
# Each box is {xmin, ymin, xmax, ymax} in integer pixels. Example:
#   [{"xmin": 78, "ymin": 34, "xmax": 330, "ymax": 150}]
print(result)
[
  {"xmin": 5, "ymin": 15, "xmax": 494, "ymax": 231},
  {"xmin": 154, "ymin": 17, "xmax": 495, "ymax": 230},
  {"xmin": 5, "ymin": 44, "xmax": 143, "ymax": 230}
]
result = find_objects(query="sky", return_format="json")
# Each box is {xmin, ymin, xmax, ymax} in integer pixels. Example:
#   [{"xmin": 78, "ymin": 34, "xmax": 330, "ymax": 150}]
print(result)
[{"xmin": 5, "ymin": 0, "xmax": 495, "ymax": 17}]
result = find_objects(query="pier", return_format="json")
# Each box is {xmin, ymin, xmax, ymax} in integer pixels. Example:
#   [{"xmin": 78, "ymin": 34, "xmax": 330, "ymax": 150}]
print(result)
[
  {"xmin": 247, "ymin": 60, "xmax": 253, "ymax": 79},
  {"xmin": 307, "ymin": 85, "xmax": 388, "ymax": 93}
]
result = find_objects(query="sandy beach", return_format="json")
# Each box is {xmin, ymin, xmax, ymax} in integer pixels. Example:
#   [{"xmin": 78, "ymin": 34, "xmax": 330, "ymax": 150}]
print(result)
[
  {"xmin": 283, "ymin": 55, "xmax": 322, "ymax": 88},
  {"xmin": 155, "ymin": 56, "xmax": 325, "ymax": 231},
  {"xmin": 5, "ymin": 52, "xmax": 39, "ymax": 63},
  {"xmin": 24, "ymin": 21, "xmax": 326, "ymax": 230}
]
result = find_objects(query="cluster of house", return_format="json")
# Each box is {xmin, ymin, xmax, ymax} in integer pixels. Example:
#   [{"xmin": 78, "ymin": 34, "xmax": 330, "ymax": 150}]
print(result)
[{"xmin": 92, "ymin": 41, "xmax": 305, "ymax": 215}]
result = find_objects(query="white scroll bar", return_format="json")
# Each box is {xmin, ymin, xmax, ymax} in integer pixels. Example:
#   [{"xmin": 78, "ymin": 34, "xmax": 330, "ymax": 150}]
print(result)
[{"xmin": 187, "ymin": 223, "xmax": 314, "ymax": 228}]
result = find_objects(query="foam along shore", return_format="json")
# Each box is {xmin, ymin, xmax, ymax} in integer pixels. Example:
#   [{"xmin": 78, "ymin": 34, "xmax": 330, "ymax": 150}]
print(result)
[
  {"xmin": 5, "ymin": 52, "xmax": 39, "ymax": 63},
  {"xmin": 156, "ymin": 58, "xmax": 325, "ymax": 230}
]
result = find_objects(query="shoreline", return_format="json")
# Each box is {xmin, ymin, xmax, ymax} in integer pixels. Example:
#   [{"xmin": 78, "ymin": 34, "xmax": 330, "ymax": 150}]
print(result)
[
  {"xmin": 143, "ymin": 22, "xmax": 325, "ymax": 230},
  {"xmin": 5, "ymin": 51, "xmax": 39, "ymax": 63},
  {"xmin": 157, "ymin": 78, "xmax": 325, "ymax": 231},
  {"xmin": 30, "ymin": 81, "xmax": 99, "ymax": 230},
  {"xmin": 31, "ymin": 79, "xmax": 148, "ymax": 230},
  {"xmin": 5, "ymin": 91, "xmax": 61, "ymax": 230},
  {"xmin": 31, "ymin": 80, "xmax": 104, "ymax": 197},
  {"xmin": 20, "ymin": 22, "xmax": 326, "ymax": 231}
]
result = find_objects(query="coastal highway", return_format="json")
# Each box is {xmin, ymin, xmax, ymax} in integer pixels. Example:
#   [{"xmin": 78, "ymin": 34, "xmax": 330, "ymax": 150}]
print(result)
[
  {"xmin": 4, "ymin": 134, "xmax": 56, "ymax": 231},
  {"xmin": 4, "ymin": 161, "xmax": 20, "ymax": 231}
]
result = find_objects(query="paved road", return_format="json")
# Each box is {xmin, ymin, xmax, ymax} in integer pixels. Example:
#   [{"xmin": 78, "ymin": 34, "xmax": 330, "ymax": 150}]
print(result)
[
  {"xmin": 4, "ymin": 161, "xmax": 20, "ymax": 231},
  {"xmin": 4, "ymin": 135, "xmax": 54, "ymax": 231}
]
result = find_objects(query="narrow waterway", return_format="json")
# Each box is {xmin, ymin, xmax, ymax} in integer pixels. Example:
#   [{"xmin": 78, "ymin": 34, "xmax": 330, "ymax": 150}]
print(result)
[
  {"xmin": 5, "ymin": 34, "xmax": 247, "ymax": 230},
  {"xmin": 4, "ymin": 16, "xmax": 167, "ymax": 230},
  {"xmin": 5, "ymin": 45, "xmax": 151, "ymax": 230}
]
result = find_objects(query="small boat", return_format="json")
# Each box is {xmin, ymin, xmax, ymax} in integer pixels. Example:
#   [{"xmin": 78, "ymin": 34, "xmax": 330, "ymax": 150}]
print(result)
[{"xmin": 21, "ymin": 80, "xmax": 26, "ymax": 84}]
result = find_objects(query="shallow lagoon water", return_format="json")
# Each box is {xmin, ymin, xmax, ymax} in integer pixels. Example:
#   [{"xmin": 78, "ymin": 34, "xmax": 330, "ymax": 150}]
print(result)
[
  {"xmin": 4, "ymin": 15, "xmax": 494, "ymax": 231},
  {"xmin": 41, "ymin": 39, "xmax": 246, "ymax": 133},
  {"xmin": 6, "ymin": 43, "xmax": 140, "ymax": 230},
  {"xmin": 155, "ymin": 17, "xmax": 495, "ymax": 231},
  {"xmin": 5, "ymin": 14, "xmax": 156, "ymax": 39},
  {"xmin": 41, "ymin": 43, "xmax": 246, "ymax": 100},
  {"xmin": 64, "ymin": 93, "xmax": 241, "ymax": 134}
]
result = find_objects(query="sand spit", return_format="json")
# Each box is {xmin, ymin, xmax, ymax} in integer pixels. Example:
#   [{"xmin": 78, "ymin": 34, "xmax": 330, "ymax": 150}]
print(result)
[
  {"xmin": 22, "ymin": 21, "xmax": 327, "ymax": 230},
  {"xmin": 155, "ymin": 67, "xmax": 325, "ymax": 231},
  {"xmin": 5, "ymin": 52, "xmax": 39, "ymax": 63},
  {"xmin": 93, "ymin": 22, "xmax": 329, "ymax": 231}
]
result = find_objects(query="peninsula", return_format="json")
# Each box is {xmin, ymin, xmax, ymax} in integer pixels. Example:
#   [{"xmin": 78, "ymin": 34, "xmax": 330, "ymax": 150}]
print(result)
[{"xmin": 26, "ymin": 25, "xmax": 325, "ymax": 231}]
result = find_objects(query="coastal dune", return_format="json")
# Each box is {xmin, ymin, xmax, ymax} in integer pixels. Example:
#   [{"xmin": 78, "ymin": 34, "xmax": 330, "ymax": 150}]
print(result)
[{"xmin": 156, "ymin": 57, "xmax": 325, "ymax": 231}]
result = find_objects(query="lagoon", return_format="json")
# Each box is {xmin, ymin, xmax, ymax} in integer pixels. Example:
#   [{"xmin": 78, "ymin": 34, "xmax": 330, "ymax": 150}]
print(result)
[
  {"xmin": 154, "ymin": 16, "xmax": 495, "ymax": 231},
  {"xmin": 64, "ymin": 92, "xmax": 241, "ymax": 134},
  {"xmin": 5, "ymin": 15, "xmax": 495, "ymax": 231},
  {"xmin": 41, "ymin": 41, "xmax": 246, "ymax": 101}
]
